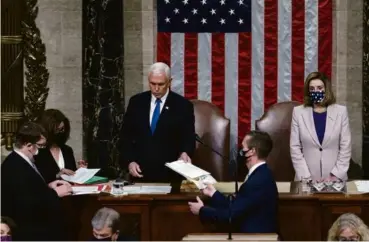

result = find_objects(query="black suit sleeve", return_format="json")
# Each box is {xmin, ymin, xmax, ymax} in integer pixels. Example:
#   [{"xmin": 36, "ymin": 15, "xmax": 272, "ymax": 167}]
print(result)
[
  {"xmin": 180, "ymin": 101, "xmax": 196, "ymax": 157},
  {"xmin": 119, "ymin": 97, "xmax": 138, "ymax": 168},
  {"xmin": 63, "ymin": 145, "xmax": 77, "ymax": 171},
  {"xmin": 1, "ymin": 167, "xmax": 61, "ymax": 222},
  {"xmin": 199, "ymin": 179, "xmax": 268, "ymax": 222},
  {"xmin": 35, "ymin": 150, "xmax": 59, "ymax": 184}
]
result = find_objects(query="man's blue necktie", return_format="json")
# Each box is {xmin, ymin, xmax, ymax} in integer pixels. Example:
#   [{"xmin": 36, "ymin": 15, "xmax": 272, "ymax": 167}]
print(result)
[{"xmin": 151, "ymin": 98, "xmax": 162, "ymax": 134}]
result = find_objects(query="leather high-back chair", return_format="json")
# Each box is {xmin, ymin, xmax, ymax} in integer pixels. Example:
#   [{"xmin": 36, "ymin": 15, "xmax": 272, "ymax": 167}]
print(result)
[
  {"xmin": 255, "ymin": 101, "xmax": 301, "ymax": 181},
  {"xmin": 191, "ymin": 100, "xmax": 230, "ymax": 181}
]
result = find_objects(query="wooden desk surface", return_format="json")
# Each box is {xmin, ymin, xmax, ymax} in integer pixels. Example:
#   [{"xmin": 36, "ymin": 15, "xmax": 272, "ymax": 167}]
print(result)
[{"xmin": 63, "ymin": 183, "xmax": 369, "ymax": 241}]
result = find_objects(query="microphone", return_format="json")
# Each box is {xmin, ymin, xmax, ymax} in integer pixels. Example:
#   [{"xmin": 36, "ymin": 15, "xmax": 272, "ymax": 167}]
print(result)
[
  {"xmin": 195, "ymin": 134, "xmax": 225, "ymax": 158},
  {"xmin": 228, "ymin": 195, "xmax": 233, "ymax": 240},
  {"xmin": 195, "ymin": 133, "xmax": 239, "ymax": 194},
  {"xmin": 196, "ymin": 133, "xmax": 238, "ymax": 241}
]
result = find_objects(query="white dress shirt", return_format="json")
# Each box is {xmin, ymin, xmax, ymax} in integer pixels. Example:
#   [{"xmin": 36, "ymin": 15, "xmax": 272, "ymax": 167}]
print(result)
[
  {"xmin": 56, "ymin": 149, "xmax": 65, "ymax": 169},
  {"xmin": 149, "ymin": 89, "xmax": 169, "ymax": 125},
  {"xmin": 244, "ymin": 161, "xmax": 266, "ymax": 182},
  {"xmin": 14, "ymin": 149, "xmax": 44, "ymax": 180}
]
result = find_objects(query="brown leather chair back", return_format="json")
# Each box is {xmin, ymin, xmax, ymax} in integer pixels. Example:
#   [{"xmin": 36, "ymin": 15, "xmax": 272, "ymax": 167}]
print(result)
[
  {"xmin": 255, "ymin": 101, "xmax": 301, "ymax": 181},
  {"xmin": 191, "ymin": 100, "xmax": 230, "ymax": 181}
]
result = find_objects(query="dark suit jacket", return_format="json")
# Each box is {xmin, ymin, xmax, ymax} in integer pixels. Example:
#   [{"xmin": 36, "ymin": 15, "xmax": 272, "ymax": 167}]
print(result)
[
  {"xmin": 120, "ymin": 91, "xmax": 196, "ymax": 182},
  {"xmin": 35, "ymin": 145, "xmax": 77, "ymax": 184},
  {"xmin": 200, "ymin": 163, "xmax": 279, "ymax": 233},
  {"xmin": 1, "ymin": 152, "xmax": 66, "ymax": 241}
]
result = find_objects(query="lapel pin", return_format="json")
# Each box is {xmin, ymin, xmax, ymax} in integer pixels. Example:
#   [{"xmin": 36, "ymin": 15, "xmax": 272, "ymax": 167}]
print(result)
[{"xmin": 165, "ymin": 106, "xmax": 169, "ymax": 110}]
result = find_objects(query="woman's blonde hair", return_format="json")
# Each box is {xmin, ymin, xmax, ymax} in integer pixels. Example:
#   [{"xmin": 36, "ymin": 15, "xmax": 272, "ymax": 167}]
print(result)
[{"xmin": 327, "ymin": 213, "xmax": 369, "ymax": 241}]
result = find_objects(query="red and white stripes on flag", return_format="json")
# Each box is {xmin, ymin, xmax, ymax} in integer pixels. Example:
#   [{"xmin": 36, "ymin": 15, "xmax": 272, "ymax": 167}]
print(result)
[{"xmin": 156, "ymin": 0, "xmax": 332, "ymax": 148}]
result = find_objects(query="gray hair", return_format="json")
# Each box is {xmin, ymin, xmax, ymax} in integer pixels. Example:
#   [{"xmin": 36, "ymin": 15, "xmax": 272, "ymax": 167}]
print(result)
[
  {"xmin": 91, "ymin": 207, "xmax": 120, "ymax": 232},
  {"xmin": 148, "ymin": 62, "xmax": 171, "ymax": 79}
]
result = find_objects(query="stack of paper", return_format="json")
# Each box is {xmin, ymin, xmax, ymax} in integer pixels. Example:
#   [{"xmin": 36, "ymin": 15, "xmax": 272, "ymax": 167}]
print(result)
[
  {"xmin": 120, "ymin": 185, "xmax": 172, "ymax": 194},
  {"xmin": 61, "ymin": 168, "xmax": 100, "ymax": 184},
  {"xmin": 165, "ymin": 160, "xmax": 217, "ymax": 189},
  {"xmin": 354, "ymin": 180, "xmax": 369, "ymax": 193},
  {"xmin": 72, "ymin": 185, "xmax": 106, "ymax": 195},
  {"xmin": 141, "ymin": 185, "xmax": 172, "ymax": 193}
]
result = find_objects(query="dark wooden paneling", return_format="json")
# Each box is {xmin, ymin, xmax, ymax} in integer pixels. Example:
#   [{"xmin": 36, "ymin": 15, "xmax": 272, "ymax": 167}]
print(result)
[
  {"xmin": 278, "ymin": 198, "xmax": 321, "ymax": 241},
  {"xmin": 151, "ymin": 203, "xmax": 205, "ymax": 240},
  {"xmin": 63, "ymin": 192, "xmax": 369, "ymax": 241}
]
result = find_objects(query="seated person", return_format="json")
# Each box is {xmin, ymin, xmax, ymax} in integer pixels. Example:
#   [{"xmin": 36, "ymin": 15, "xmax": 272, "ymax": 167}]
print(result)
[
  {"xmin": 35, "ymin": 109, "xmax": 87, "ymax": 183},
  {"xmin": 91, "ymin": 207, "xmax": 134, "ymax": 241},
  {"xmin": 1, "ymin": 217, "xmax": 16, "ymax": 241},
  {"xmin": 188, "ymin": 130, "xmax": 278, "ymax": 233},
  {"xmin": 327, "ymin": 213, "xmax": 369, "ymax": 241}
]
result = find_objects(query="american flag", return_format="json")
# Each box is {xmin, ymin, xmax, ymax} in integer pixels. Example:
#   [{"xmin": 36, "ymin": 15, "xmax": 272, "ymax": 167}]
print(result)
[{"xmin": 156, "ymin": 0, "xmax": 332, "ymax": 148}]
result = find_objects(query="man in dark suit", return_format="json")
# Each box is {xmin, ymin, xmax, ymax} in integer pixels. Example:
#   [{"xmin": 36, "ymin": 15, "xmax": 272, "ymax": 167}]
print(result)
[
  {"xmin": 90, "ymin": 207, "xmax": 136, "ymax": 241},
  {"xmin": 120, "ymin": 62, "xmax": 196, "ymax": 182},
  {"xmin": 189, "ymin": 131, "xmax": 279, "ymax": 233},
  {"xmin": 1, "ymin": 122, "xmax": 73, "ymax": 241}
]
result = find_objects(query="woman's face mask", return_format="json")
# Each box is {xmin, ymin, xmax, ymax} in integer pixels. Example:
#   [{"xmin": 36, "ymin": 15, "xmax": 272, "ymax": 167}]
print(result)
[
  {"xmin": 0, "ymin": 235, "xmax": 11, "ymax": 241},
  {"xmin": 53, "ymin": 131, "xmax": 68, "ymax": 145},
  {"xmin": 309, "ymin": 90, "xmax": 325, "ymax": 103},
  {"xmin": 308, "ymin": 79, "xmax": 326, "ymax": 104}
]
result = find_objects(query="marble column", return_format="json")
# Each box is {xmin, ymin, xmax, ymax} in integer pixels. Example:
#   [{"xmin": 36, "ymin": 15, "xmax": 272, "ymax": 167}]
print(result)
[
  {"xmin": 37, "ymin": 0, "xmax": 83, "ymax": 161},
  {"xmin": 82, "ymin": 0, "xmax": 124, "ymax": 177},
  {"xmin": 363, "ymin": 0, "xmax": 369, "ymax": 178}
]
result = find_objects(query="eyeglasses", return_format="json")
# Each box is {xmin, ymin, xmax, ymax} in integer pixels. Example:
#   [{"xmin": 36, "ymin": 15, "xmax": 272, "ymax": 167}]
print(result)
[
  {"xmin": 55, "ymin": 126, "xmax": 65, "ymax": 133},
  {"xmin": 35, "ymin": 143, "xmax": 46, "ymax": 149},
  {"xmin": 337, "ymin": 236, "xmax": 360, "ymax": 241}
]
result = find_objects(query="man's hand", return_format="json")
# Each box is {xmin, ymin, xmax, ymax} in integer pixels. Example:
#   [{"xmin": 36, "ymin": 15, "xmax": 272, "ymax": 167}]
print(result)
[
  {"xmin": 201, "ymin": 183, "xmax": 217, "ymax": 197},
  {"xmin": 54, "ymin": 184, "xmax": 73, "ymax": 197},
  {"xmin": 188, "ymin": 196, "xmax": 204, "ymax": 215},
  {"xmin": 179, "ymin": 152, "xmax": 191, "ymax": 163},
  {"xmin": 77, "ymin": 160, "xmax": 88, "ymax": 168},
  {"xmin": 128, "ymin": 162, "xmax": 143, "ymax": 178},
  {"xmin": 48, "ymin": 180, "xmax": 71, "ymax": 189}
]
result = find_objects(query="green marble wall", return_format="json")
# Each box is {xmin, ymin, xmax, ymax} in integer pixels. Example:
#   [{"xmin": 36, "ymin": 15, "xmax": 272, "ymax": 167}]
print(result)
[{"xmin": 363, "ymin": 0, "xmax": 369, "ymax": 178}]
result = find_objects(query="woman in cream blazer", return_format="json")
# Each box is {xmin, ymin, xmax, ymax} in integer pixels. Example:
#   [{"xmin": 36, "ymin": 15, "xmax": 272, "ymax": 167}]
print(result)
[{"xmin": 290, "ymin": 72, "xmax": 351, "ymax": 181}]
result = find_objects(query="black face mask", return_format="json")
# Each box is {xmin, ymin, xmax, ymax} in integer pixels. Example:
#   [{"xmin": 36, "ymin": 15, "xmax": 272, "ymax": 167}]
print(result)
[
  {"xmin": 238, "ymin": 149, "xmax": 252, "ymax": 160},
  {"xmin": 53, "ymin": 132, "xmax": 68, "ymax": 146}
]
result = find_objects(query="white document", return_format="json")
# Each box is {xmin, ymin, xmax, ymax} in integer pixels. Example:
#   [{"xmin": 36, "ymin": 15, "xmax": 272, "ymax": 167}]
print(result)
[
  {"xmin": 72, "ymin": 186, "xmax": 102, "ymax": 195},
  {"xmin": 120, "ymin": 185, "xmax": 172, "ymax": 194},
  {"xmin": 276, "ymin": 182, "xmax": 291, "ymax": 193},
  {"xmin": 61, "ymin": 168, "xmax": 100, "ymax": 184},
  {"xmin": 141, "ymin": 185, "xmax": 172, "ymax": 193},
  {"xmin": 165, "ymin": 160, "xmax": 217, "ymax": 189},
  {"xmin": 354, "ymin": 180, "xmax": 369, "ymax": 193}
]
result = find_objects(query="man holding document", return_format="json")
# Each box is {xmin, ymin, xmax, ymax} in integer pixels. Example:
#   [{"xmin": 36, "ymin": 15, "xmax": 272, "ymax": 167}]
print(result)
[
  {"xmin": 188, "ymin": 131, "xmax": 279, "ymax": 234},
  {"xmin": 1, "ymin": 122, "xmax": 72, "ymax": 240},
  {"xmin": 120, "ymin": 62, "xmax": 196, "ymax": 182}
]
